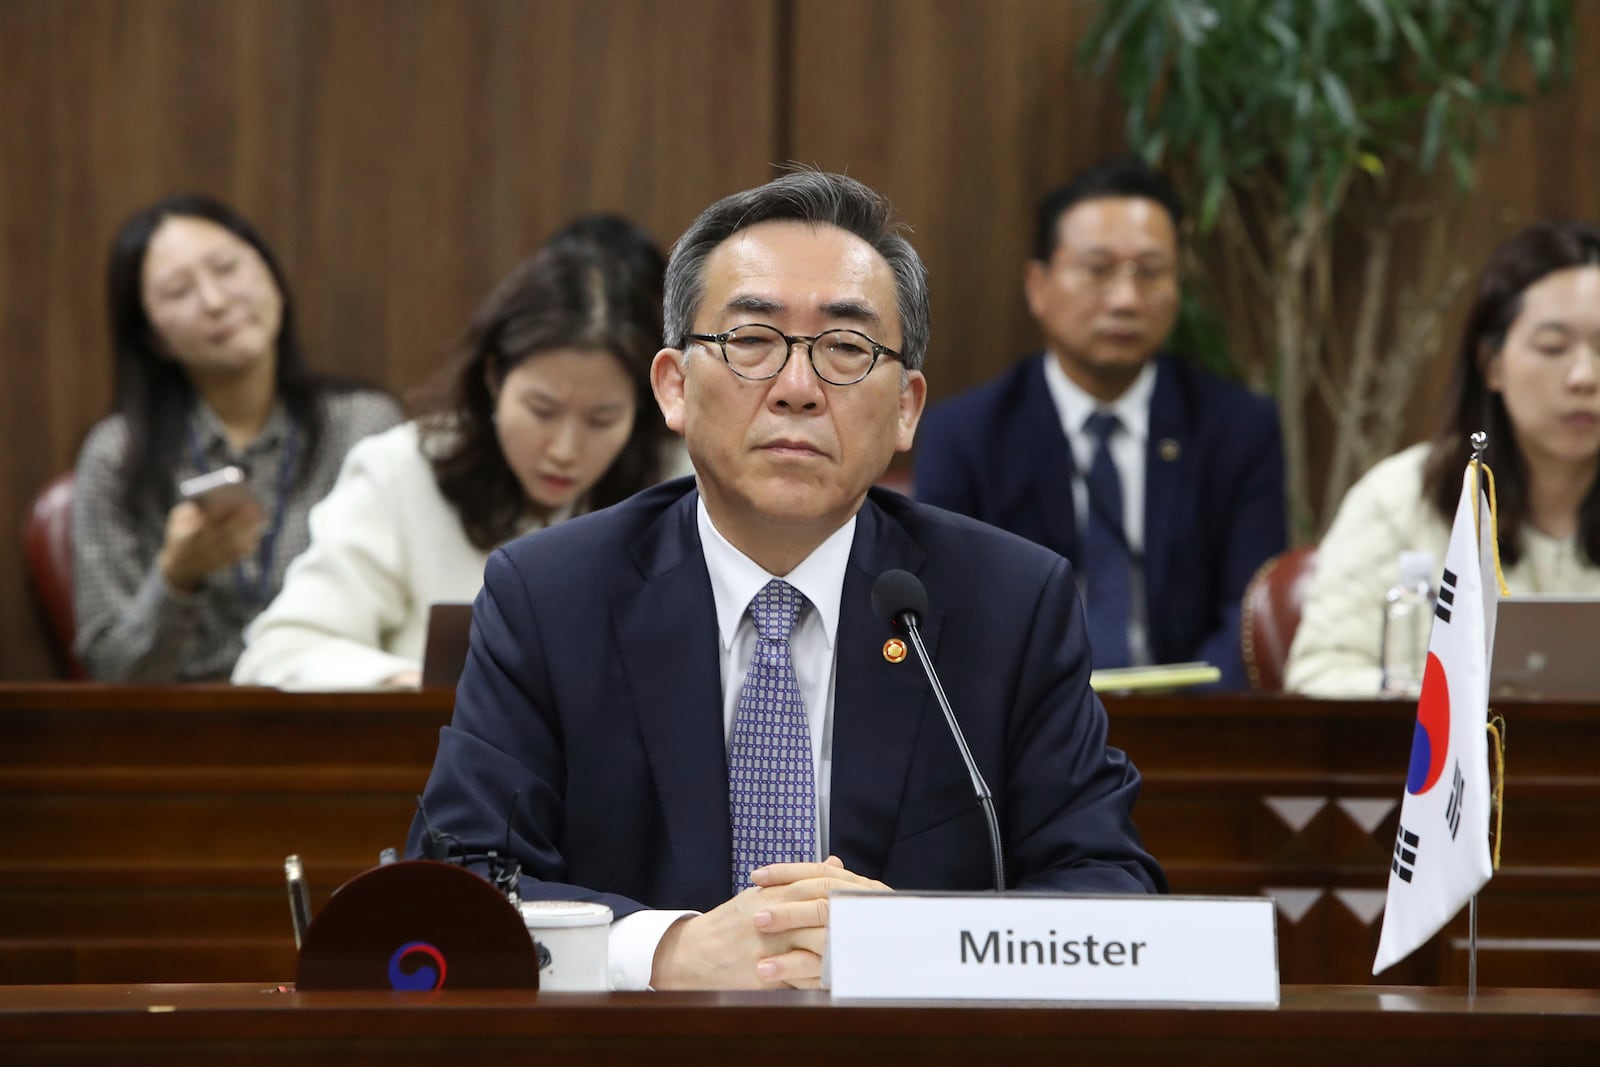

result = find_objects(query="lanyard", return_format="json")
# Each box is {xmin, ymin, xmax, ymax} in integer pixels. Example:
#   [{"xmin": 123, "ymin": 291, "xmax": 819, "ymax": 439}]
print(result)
[{"xmin": 185, "ymin": 419, "xmax": 300, "ymax": 610}]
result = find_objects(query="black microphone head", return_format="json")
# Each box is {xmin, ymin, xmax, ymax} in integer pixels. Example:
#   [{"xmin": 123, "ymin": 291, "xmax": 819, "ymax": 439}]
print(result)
[
  {"xmin": 415, "ymin": 794, "xmax": 450, "ymax": 862},
  {"xmin": 872, "ymin": 569, "xmax": 929, "ymax": 629}
]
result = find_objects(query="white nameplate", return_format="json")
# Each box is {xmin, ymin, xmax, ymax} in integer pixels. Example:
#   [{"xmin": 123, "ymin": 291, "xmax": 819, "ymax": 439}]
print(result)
[{"xmin": 827, "ymin": 891, "xmax": 1278, "ymax": 1004}]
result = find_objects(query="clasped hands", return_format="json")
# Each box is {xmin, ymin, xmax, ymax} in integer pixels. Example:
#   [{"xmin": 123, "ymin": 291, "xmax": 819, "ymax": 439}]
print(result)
[{"xmin": 650, "ymin": 855, "xmax": 890, "ymax": 990}]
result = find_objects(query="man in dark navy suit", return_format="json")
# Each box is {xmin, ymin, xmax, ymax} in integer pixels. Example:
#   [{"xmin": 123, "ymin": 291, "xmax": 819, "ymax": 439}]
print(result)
[
  {"xmin": 409, "ymin": 172, "xmax": 1164, "ymax": 992},
  {"xmin": 914, "ymin": 159, "xmax": 1287, "ymax": 687}
]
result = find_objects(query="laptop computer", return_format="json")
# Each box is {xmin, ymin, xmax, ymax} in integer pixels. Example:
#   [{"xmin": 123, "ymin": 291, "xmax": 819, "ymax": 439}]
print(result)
[
  {"xmin": 1490, "ymin": 595, "xmax": 1600, "ymax": 698},
  {"xmin": 420, "ymin": 602, "xmax": 474, "ymax": 691}
]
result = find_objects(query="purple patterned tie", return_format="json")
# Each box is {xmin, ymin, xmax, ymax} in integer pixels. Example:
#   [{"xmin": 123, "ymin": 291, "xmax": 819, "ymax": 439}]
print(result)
[{"xmin": 728, "ymin": 579, "xmax": 815, "ymax": 895}]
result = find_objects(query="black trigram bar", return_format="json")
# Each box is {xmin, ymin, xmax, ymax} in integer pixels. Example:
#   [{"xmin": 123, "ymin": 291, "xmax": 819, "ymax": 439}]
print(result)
[
  {"xmin": 1435, "ymin": 567, "xmax": 1458, "ymax": 624},
  {"xmin": 1392, "ymin": 825, "xmax": 1420, "ymax": 883},
  {"xmin": 1446, "ymin": 761, "xmax": 1465, "ymax": 839}
]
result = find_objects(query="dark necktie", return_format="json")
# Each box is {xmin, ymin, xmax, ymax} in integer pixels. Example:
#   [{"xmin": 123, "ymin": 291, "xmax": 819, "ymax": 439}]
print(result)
[
  {"xmin": 1082, "ymin": 411, "xmax": 1133, "ymax": 668},
  {"xmin": 727, "ymin": 579, "xmax": 815, "ymax": 895}
]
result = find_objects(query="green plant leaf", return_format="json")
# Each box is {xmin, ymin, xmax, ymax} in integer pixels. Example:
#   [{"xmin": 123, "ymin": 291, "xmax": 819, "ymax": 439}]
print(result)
[
  {"xmin": 1198, "ymin": 172, "xmax": 1227, "ymax": 233},
  {"xmin": 1319, "ymin": 71, "xmax": 1359, "ymax": 133},
  {"xmin": 1351, "ymin": 0, "xmax": 1393, "ymax": 53},
  {"xmin": 1420, "ymin": 89, "xmax": 1449, "ymax": 168},
  {"xmin": 1079, "ymin": 0, "xmax": 1155, "ymax": 72},
  {"xmin": 1393, "ymin": 8, "xmax": 1436, "ymax": 72},
  {"xmin": 1142, "ymin": 128, "xmax": 1169, "ymax": 164},
  {"xmin": 1449, "ymin": 142, "xmax": 1475, "ymax": 190},
  {"xmin": 1259, "ymin": 13, "xmax": 1298, "ymax": 52},
  {"xmin": 1529, "ymin": 35, "xmax": 1555, "ymax": 83},
  {"xmin": 1169, "ymin": 0, "xmax": 1210, "ymax": 45},
  {"xmin": 1170, "ymin": 285, "xmax": 1238, "ymax": 381},
  {"xmin": 1476, "ymin": 85, "xmax": 1528, "ymax": 108}
]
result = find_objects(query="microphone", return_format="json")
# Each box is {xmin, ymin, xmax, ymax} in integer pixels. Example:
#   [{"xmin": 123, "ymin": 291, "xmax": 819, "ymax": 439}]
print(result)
[
  {"xmin": 871, "ymin": 569, "xmax": 1005, "ymax": 893},
  {"xmin": 413, "ymin": 793, "xmax": 523, "ymax": 902},
  {"xmin": 415, "ymin": 793, "xmax": 452, "ymax": 861}
]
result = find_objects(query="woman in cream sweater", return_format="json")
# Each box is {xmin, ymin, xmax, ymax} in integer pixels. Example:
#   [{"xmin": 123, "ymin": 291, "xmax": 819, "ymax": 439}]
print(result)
[
  {"xmin": 1287, "ymin": 220, "xmax": 1600, "ymax": 696},
  {"xmin": 233, "ymin": 221, "xmax": 685, "ymax": 688}
]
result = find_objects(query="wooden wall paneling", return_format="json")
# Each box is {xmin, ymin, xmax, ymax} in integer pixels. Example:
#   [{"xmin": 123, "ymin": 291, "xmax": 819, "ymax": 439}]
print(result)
[
  {"xmin": 0, "ymin": 0, "xmax": 159, "ymax": 684},
  {"xmin": 785, "ymin": 0, "xmax": 1129, "ymax": 405},
  {"xmin": 0, "ymin": 1, "xmax": 60, "ymax": 684}
]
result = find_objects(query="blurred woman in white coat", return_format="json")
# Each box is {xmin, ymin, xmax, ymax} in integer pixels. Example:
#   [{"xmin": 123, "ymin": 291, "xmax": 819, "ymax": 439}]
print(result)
[{"xmin": 233, "ymin": 219, "xmax": 683, "ymax": 687}]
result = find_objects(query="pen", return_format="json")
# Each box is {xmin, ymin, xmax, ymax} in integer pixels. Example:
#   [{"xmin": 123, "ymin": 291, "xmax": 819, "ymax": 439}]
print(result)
[{"xmin": 285, "ymin": 854, "xmax": 312, "ymax": 949}]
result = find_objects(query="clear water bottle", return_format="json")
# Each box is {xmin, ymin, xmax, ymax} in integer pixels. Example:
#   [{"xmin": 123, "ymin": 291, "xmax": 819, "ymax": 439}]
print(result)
[{"xmin": 1379, "ymin": 550, "xmax": 1436, "ymax": 696}]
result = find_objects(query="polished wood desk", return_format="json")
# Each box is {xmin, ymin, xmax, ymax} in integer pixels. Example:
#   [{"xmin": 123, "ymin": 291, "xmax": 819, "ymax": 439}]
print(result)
[
  {"xmin": 2, "ymin": 686, "xmax": 1596, "ymax": 987},
  {"xmin": 2, "ymin": 983, "xmax": 1598, "ymax": 1065}
]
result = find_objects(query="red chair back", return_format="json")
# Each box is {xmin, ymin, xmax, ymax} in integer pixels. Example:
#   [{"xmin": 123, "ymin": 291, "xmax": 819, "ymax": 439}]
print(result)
[
  {"xmin": 1240, "ymin": 546, "xmax": 1318, "ymax": 691},
  {"xmin": 23, "ymin": 473, "xmax": 87, "ymax": 680}
]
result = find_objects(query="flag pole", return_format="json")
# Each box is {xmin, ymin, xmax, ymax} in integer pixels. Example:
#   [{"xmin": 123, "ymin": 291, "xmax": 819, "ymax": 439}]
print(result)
[
  {"xmin": 1469, "ymin": 432, "xmax": 1487, "ymax": 537},
  {"xmin": 1469, "ymin": 431, "xmax": 1487, "ymax": 1002},
  {"xmin": 1468, "ymin": 894, "xmax": 1479, "ymax": 998}
]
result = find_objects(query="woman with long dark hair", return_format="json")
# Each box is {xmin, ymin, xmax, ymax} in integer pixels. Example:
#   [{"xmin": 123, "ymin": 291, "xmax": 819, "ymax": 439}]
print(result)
[
  {"xmin": 233, "ymin": 219, "xmax": 685, "ymax": 688},
  {"xmin": 73, "ymin": 194, "xmax": 401, "ymax": 681},
  {"xmin": 1287, "ymin": 220, "xmax": 1600, "ymax": 695}
]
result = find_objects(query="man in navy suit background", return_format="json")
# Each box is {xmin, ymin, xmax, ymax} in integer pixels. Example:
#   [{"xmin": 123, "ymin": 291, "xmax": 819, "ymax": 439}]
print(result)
[
  {"xmin": 409, "ymin": 171, "xmax": 1164, "ymax": 991},
  {"xmin": 913, "ymin": 159, "xmax": 1286, "ymax": 687}
]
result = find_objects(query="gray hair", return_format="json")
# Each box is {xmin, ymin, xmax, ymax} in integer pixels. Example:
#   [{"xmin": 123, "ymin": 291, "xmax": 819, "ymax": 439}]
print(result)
[{"xmin": 663, "ymin": 170, "xmax": 930, "ymax": 371}]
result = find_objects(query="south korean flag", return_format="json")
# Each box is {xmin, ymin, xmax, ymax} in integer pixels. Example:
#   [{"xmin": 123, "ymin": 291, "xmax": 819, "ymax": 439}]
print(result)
[{"xmin": 1373, "ymin": 462, "xmax": 1498, "ymax": 975}]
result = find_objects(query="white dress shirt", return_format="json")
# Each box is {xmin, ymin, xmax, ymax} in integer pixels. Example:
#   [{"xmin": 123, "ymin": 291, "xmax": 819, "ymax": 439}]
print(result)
[
  {"xmin": 607, "ymin": 495, "xmax": 854, "ymax": 989},
  {"xmin": 1041, "ymin": 354, "xmax": 1156, "ymax": 665}
]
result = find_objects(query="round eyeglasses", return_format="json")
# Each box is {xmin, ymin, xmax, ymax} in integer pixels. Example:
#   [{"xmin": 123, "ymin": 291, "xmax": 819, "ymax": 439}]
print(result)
[{"xmin": 680, "ymin": 323, "xmax": 902, "ymax": 386}]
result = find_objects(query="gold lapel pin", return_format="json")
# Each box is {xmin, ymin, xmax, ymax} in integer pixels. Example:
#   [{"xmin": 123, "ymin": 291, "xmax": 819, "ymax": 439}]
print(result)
[
  {"xmin": 1159, "ymin": 438, "xmax": 1181, "ymax": 462},
  {"xmin": 882, "ymin": 638, "xmax": 908, "ymax": 664}
]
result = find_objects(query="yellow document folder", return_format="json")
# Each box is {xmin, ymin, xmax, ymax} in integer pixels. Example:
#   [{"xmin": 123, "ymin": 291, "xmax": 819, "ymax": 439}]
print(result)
[{"xmin": 1089, "ymin": 661, "xmax": 1222, "ymax": 693}]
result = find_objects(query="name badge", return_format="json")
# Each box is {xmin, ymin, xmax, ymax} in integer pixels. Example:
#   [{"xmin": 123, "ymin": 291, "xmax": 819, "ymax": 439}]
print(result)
[{"xmin": 827, "ymin": 891, "xmax": 1278, "ymax": 1004}]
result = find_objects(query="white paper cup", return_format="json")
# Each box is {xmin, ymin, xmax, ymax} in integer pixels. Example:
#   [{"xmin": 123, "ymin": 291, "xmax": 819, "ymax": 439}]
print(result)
[{"xmin": 518, "ymin": 900, "xmax": 612, "ymax": 991}]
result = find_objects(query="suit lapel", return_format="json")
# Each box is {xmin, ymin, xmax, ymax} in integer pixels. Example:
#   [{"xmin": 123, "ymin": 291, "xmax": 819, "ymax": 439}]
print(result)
[
  {"xmin": 828, "ymin": 497, "xmax": 939, "ymax": 879},
  {"xmin": 1008, "ymin": 356, "xmax": 1078, "ymax": 559},
  {"xmin": 612, "ymin": 492, "xmax": 730, "ymax": 907},
  {"xmin": 1143, "ymin": 357, "xmax": 1190, "ymax": 636}
]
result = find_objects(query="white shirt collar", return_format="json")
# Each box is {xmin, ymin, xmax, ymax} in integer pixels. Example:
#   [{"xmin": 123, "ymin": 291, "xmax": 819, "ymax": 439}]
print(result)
[
  {"xmin": 697, "ymin": 496, "xmax": 855, "ymax": 653},
  {"xmin": 1041, "ymin": 353, "xmax": 1157, "ymax": 443}
]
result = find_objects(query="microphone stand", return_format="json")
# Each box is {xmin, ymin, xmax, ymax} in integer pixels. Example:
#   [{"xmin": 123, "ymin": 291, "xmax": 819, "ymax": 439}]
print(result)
[{"xmin": 899, "ymin": 616, "xmax": 1006, "ymax": 893}]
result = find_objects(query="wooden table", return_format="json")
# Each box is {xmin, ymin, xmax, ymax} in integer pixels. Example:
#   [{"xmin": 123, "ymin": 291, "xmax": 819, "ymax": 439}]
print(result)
[
  {"xmin": 2, "ymin": 685, "xmax": 1596, "ymax": 987},
  {"xmin": 1, "ymin": 983, "xmax": 1598, "ymax": 1065}
]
